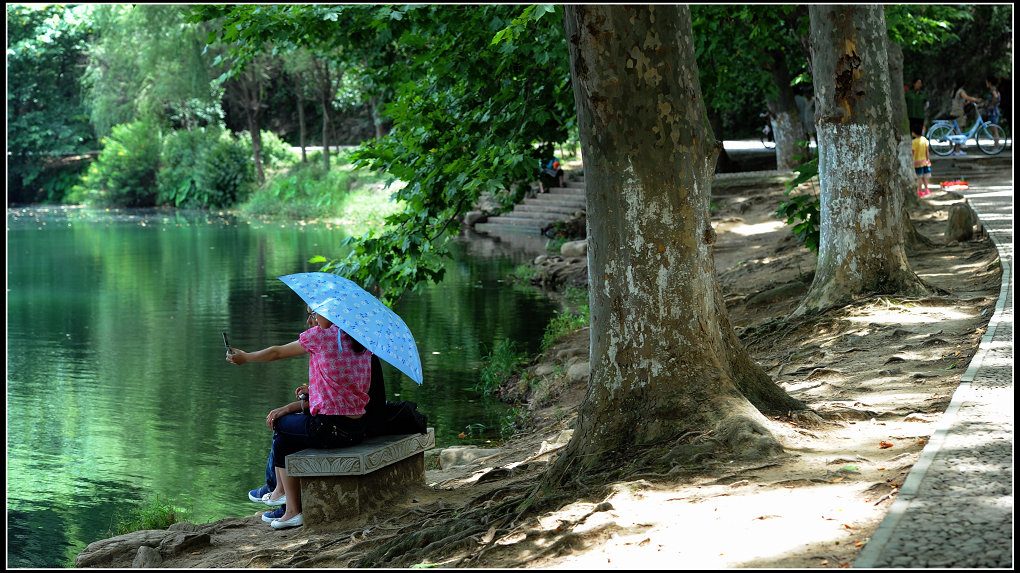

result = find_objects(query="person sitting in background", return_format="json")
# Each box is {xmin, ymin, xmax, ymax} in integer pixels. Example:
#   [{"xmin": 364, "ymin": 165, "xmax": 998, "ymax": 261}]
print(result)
[{"xmin": 538, "ymin": 154, "xmax": 564, "ymax": 193}]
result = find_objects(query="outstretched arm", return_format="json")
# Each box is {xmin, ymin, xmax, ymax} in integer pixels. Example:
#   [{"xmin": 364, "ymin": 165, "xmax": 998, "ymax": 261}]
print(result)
[{"xmin": 226, "ymin": 340, "xmax": 306, "ymax": 365}]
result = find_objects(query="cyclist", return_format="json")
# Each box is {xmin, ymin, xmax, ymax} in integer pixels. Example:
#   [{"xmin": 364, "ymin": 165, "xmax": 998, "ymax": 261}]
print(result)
[{"xmin": 949, "ymin": 81, "xmax": 983, "ymax": 155}]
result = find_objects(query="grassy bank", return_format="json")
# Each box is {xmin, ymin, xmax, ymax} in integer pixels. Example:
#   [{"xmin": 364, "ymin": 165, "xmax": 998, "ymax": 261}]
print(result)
[{"xmin": 238, "ymin": 151, "xmax": 404, "ymax": 235}]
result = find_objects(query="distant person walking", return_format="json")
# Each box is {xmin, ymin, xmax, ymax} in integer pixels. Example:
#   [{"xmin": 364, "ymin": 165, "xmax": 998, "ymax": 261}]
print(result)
[
  {"xmin": 982, "ymin": 76, "xmax": 1002, "ymax": 148},
  {"xmin": 904, "ymin": 78, "xmax": 929, "ymax": 136}
]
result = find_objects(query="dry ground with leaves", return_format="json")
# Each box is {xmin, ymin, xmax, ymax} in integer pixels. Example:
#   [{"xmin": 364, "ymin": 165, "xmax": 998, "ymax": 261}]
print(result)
[{"xmin": 101, "ymin": 169, "xmax": 1001, "ymax": 569}]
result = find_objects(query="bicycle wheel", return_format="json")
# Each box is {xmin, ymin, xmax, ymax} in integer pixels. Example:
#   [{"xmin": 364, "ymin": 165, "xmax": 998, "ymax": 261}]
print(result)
[
  {"xmin": 761, "ymin": 131, "xmax": 775, "ymax": 149},
  {"xmin": 977, "ymin": 124, "xmax": 1006, "ymax": 154},
  {"xmin": 926, "ymin": 124, "xmax": 955, "ymax": 156}
]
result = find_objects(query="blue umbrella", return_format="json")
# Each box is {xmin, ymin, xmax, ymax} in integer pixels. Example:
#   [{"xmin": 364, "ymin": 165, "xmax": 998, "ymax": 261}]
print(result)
[{"xmin": 279, "ymin": 272, "xmax": 423, "ymax": 384}]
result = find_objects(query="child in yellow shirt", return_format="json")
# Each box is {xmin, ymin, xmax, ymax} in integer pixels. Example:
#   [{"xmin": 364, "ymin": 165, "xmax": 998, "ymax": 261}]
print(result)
[{"xmin": 911, "ymin": 128, "xmax": 932, "ymax": 197}]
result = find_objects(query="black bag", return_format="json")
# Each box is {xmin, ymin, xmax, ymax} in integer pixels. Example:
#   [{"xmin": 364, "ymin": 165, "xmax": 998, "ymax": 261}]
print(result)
[
  {"xmin": 363, "ymin": 355, "xmax": 429, "ymax": 437},
  {"xmin": 378, "ymin": 400, "xmax": 429, "ymax": 436}
]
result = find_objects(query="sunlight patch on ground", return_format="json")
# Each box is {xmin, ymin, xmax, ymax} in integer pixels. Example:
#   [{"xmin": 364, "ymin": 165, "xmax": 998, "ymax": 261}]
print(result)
[
  {"xmin": 723, "ymin": 220, "xmax": 788, "ymax": 237},
  {"xmin": 541, "ymin": 483, "xmax": 878, "ymax": 568},
  {"xmin": 843, "ymin": 306, "xmax": 976, "ymax": 325}
]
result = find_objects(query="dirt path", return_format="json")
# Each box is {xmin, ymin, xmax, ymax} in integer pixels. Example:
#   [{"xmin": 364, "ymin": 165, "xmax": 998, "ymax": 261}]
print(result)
[{"xmin": 79, "ymin": 164, "xmax": 1005, "ymax": 569}]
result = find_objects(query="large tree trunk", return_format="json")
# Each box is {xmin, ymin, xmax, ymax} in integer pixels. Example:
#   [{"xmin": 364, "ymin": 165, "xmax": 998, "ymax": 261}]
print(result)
[
  {"xmin": 887, "ymin": 39, "xmax": 922, "ymax": 208},
  {"xmin": 370, "ymin": 96, "xmax": 386, "ymax": 141},
  {"xmin": 240, "ymin": 67, "xmax": 265, "ymax": 185},
  {"xmin": 797, "ymin": 6, "xmax": 930, "ymax": 315},
  {"xmin": 886, "ymin": 37, "xmax": 936, "ymax": 251},
  {"xmin": 766, "ymin": 52, "xmax": 809, "ymax": 171},
  {"xmin": 311, "ymin": 57, "xmax": 334, "ymax": 170},
  {"xmin": 294, "ymin": 72, "xmax": 307, "ymax": 163},
  {"xmin": 708, "ymin": 113, "xmax": 740, "ymax": 173},
  {"xmin": 545, "ymin": 5, "xmax": 804, "ymax": 487}
]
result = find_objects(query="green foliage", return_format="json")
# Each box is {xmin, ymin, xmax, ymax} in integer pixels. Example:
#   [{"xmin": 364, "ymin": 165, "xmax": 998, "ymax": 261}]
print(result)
[
  {"xmin": 109, "ymin": 494, "xmax": 193, "ymax": 537},
  {"xmin": 241, "ymin": 160, "xmax": 387, "ymax": 220},
  {"xmin": 885, "ymin": 5, "xmax": 970, "ymax": 47},
  {"xmin": 510, "ymin": 264, "xmax": 538, "ymax": 283},
  {"xmin": 476, "ymin": 338, "xmax": 528, "ymax": 396},
  {"xmin": 775, "ymin": 147, "xmax": 820, "ymax": 253},
  {"xmin": 541, "ymin": 306, "xmax": 589, "ymax": 352},
  {"xmin": 6, "ymin": 4, "xmax": 97, "ymax": 204},
  {"xmin": 898, "ymin": 5, "xmax": 1011, "ymax": 118},
  {"xmin": 238, "ymin": 130, "xmax": 298, "ymax": 171},
  {"xmin": 561, "ymin": 285, "xmax": 590, "ymax": 310},
  {"xmin": 499, "ymin": 404, "xmax": 529, "ymax": 441},
  {"xmin": 156, "ymin": 126, "xmax": 226, "ymax": 207},
  {"xmin": 195, "ymin": 4, "xmax": 574, "ymax": 303},
  {"xmin": 194, "ymin": 132, "xmax": 255, "ymax": 208},
  {"xmin": 71, "ymin": 125, "xmax": 259, "ymax": 208},
  {"xmin": 82, "ymin": 4, "xmax": 222, "ymax": 137},
  {"xmin": 38, "ymin": 161, "xmax": 91, "ymax": 205},
  {"xmin": 69, "ymin": 121, "xmax": 162, "ymax": 207},
  {"xmin": 692, "ymin": 5, "xmax": 809, "ymax": 137}
]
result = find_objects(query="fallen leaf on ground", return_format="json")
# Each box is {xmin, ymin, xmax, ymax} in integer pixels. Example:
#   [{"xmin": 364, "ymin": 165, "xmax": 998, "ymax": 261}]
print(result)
[{"xmin": 879, "ymin": 441, "xmax": 894, "ymax": 449}]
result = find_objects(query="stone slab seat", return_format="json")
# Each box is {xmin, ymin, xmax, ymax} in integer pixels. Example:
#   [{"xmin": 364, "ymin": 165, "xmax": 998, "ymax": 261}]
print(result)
[{"xmin": 286, "ymin": 428, "xmax": 435, "ymax": 525}]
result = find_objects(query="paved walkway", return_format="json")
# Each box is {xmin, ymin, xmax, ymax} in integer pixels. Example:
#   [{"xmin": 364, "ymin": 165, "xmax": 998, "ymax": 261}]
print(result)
[{"xmin": 854, "ymin": 153, "xmax": 1013, "ymax": 568}]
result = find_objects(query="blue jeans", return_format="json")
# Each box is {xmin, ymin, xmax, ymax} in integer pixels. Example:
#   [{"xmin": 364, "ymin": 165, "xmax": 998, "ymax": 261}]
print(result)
[
  {"xmin": 271, "ymin": 413, "xmax": 365, "ymax": 469},
  {"xmin": 263, "ymin": 439, "xmax": 277, "ymax": 490}
]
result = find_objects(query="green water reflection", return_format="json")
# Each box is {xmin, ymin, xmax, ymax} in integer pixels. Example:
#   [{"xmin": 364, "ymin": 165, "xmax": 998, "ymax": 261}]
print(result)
[{"xmin": 6, "ymin": 206, "xmax": 557, "ymax": 567}]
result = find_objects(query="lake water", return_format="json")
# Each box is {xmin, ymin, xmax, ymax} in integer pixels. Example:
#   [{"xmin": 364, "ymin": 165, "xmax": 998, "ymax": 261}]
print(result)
[{"xmin": 6, "ymin": 206, "xmax": 558, "ymax": 568}]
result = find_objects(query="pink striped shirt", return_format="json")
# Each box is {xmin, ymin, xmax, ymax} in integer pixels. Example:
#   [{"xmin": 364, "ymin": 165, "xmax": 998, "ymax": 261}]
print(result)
[{"xmin": 299, "ymin": 324, "xmax": 372, "ymax": 416}]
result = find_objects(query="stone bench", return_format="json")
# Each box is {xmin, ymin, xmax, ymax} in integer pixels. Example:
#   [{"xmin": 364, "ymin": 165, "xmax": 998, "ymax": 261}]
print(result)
[{"xmin": 285, "ymin": 428, "xmax": 435, "ymax": 525}]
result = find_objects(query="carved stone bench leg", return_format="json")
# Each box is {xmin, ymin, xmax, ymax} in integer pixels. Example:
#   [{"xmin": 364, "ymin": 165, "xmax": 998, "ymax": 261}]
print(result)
[{"xmin": 299, "ymin": 454, "xmax": 425, "ymax": 525}]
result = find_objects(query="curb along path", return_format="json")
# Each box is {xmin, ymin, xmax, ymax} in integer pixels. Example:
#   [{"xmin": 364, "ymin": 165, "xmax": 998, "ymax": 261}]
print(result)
[{"xmin": 854, "ymin": 156, "xmax": 1013, "ymax": 568}]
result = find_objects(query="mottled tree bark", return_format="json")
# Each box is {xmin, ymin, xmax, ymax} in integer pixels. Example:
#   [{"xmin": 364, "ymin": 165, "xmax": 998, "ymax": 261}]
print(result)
[
  {"xmin": 797, "ymin": 5, "xmax": 930, "ymax": 315},
  {"xmin": 709, "ymin": 113, "xmax": 740, "ymax": 173},
  {"xmin": 766, "ymin": 52, "xmax": 809, "ymax": 171},
  {"xmin": 886, "ymin": 38, "xmax": 936, "ymax": 251},
  {"xmin": 545, "ymin": 5, "xmax": 804, "ymax": 486}
]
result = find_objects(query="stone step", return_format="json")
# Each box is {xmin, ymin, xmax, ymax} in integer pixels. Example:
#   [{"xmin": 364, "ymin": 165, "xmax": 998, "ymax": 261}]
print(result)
[
  {"xmin": 475, "ymin": 221, "xmax": 551, "ymax": 234},
  {"xmin": 513, "ymin": 203, "xmax": 583, "ymax": 215},
  {"xmin": 484, "ymin": 213, "xmax": 560, "ymax": 226},
  {"xmin": 475, "ymin": 178, "xmax": 587, "ymax": 236},
  {"xmin": 520, "ymin": 197, "xmax": 586, "ymax": 210},
  {"xmin": 538, "ymin": 186, "xmax": 586, "ymax": 197}
]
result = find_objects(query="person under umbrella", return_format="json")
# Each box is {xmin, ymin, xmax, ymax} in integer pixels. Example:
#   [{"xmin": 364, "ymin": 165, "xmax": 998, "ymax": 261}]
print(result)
[{"xmin": 226, "ymin": 305, "xmax": 373, "ymax": 530}]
